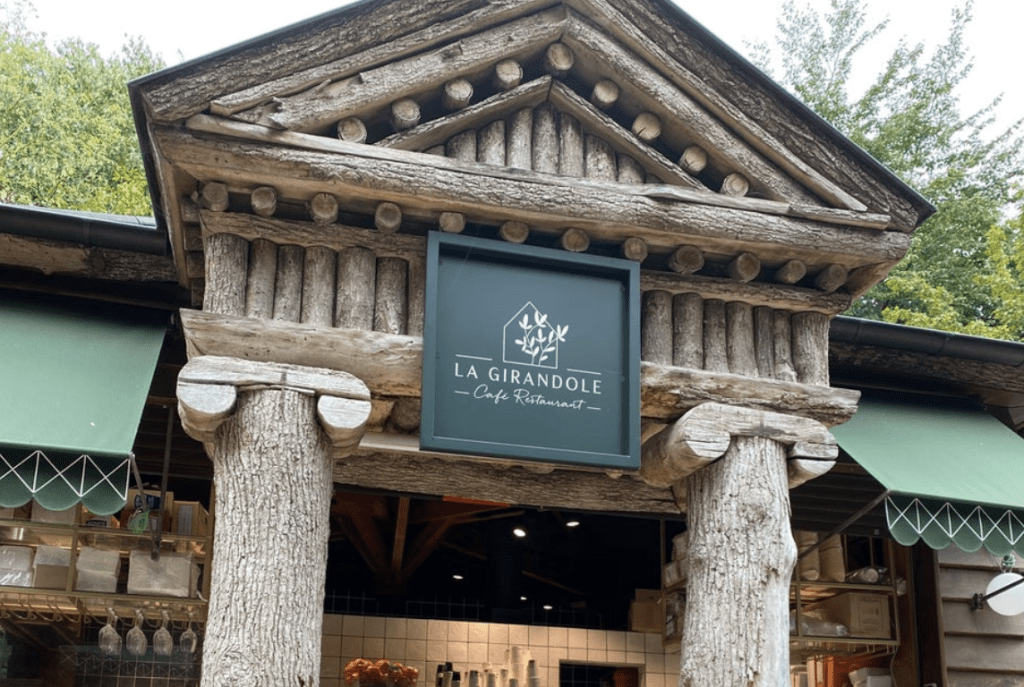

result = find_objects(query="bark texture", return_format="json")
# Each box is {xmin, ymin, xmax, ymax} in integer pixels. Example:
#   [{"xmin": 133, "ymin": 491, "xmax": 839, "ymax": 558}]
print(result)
[
  {"xmin": 203, "ymin": 388, "xmax": 332, "ymax": 687},
  {"xmin": 681, "ymin": 435, "xmax": 796, "ymax": 687}
]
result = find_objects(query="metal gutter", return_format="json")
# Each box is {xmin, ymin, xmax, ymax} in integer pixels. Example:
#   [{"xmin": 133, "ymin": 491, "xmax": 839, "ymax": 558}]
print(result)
[
  {"xmin": 0, "ymin": 203, "xmax": 167, "ymax": 256},
  {"xmin": 830, "ymin": 315, "xmax": 1024, "ymax": 368}
]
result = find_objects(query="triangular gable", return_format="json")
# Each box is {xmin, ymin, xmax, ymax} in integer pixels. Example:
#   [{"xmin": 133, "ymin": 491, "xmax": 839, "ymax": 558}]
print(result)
[{"xmin": 207, "ymin": 6, "xmax": 827, "ymax": 205}]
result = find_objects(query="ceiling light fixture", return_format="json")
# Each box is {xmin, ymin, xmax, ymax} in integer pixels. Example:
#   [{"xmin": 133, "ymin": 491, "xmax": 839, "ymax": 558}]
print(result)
[
  {"xmin": 543, "ymin": 605, "xmax": 553, "ymax": 611},
  {"xmin": 566, "ymin": 520, "xmax": 580, "ymax": 528},
  {"xmin": 513, "ymin": 527, "xmax": 527, "ymax": 538},
  {"xmin": 452, "ymin": 574, "xmax": 464, "ymax": 580}
]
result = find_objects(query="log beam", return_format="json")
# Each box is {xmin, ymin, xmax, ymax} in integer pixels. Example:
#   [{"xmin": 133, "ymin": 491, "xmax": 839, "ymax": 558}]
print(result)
[
  {"xmin": 165, "ymin": 123, "xmax": 911, "ymax": 271},
  {"xmin": 178, "ymin": 309, "xmax": 861, "ymax": 426}
]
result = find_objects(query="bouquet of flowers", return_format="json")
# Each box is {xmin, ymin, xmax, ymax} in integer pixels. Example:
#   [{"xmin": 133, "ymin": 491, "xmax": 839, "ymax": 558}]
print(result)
[{"xmin": 345, "ymin": 658, "xmax": 419, "ymax": 687}]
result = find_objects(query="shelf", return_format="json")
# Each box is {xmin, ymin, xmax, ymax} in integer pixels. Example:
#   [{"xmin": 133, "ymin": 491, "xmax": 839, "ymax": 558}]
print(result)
[{"xmin": 0, "ymin": 516, "xmax": 210, "ymax": 626}]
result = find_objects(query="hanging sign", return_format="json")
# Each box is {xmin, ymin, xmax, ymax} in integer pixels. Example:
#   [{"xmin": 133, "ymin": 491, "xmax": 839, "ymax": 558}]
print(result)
[{"xmin": 421, "ymin": 232, "xmax": 640, "ymax": 469}]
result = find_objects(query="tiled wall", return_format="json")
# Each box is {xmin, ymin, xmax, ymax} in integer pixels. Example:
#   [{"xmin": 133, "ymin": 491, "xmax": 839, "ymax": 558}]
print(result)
[{"xmin": 320, "ymin": 616, "xmax": 681, "ymax": 687}]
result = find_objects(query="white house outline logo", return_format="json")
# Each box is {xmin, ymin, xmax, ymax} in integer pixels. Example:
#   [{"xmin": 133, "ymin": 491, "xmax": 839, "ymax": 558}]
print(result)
[{"xmin": 503, "ymin": 302, "xmax": 569, "ymax": 369}]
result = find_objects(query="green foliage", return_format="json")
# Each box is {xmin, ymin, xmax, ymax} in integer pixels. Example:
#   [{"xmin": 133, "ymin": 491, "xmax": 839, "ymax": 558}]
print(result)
[
  {"xmin": 752, "ymin": 0, "xmax": 1024, "ymax": 340},
  {"xmin": 0, "ymin": 1, "xmax": 163, "ymax": 215}
]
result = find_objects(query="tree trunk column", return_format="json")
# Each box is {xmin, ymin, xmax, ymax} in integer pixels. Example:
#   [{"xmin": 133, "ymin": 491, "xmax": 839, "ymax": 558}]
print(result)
[
  {"xmin": 681, "ymin": 435, "xmax": 796, "ymax": 687},
  {"xmin": 177, "ymin": 356, "xmax": 372, "ymax": 687}
]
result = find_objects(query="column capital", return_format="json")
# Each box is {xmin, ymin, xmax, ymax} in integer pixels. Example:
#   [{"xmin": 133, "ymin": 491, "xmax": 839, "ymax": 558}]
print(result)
[
  {"xmin": 640, "ymin": 401, "xmax": 837, "ymax": 488},
  {"xmin": 177, "ymin": 355, "xmax": 372, "ymax": 450}
]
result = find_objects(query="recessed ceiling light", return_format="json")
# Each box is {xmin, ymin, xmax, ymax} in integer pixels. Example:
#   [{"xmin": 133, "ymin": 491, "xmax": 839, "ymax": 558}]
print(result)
[
  {"xmin": 513, "ymin": 527, "xmax": 527, "ymax": 538},
  {"xmin": 520, "ymin": 596, "xmax": 528, "ymax": 601},
  {"xmin": 452, "ymin": 574, "xmax": 464, "ymax": 580},
  {"xmin": 543, "ymin": 605, "xmax": 553, "ymax": 611},
  {"xmin": 566, "ymin": 520, "xmax": 580, "ymax": 528}
]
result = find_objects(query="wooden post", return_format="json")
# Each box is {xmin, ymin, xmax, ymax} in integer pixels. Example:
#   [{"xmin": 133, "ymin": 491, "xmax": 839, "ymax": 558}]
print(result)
[
  {"xmin": 479, "ymin": 120, "xmax": 506, "ymax": 166},
  {"xmin": 726, "ymin": 301, "xmax": 757, "ymax": 376},
  {"xmin": 507, "ymin": 108, "xmax": 533, "ymax": 170},
  {"xmin": 585, "ymin": 135, "xmax": 616, "ymax": 181},
  {"xmin": 302, "ymin": 246, "xmax": 336, "ymax": 328},
  {"xmin": 773, "ymin": 311, "xmax": 798, "ymax": 382},
  {"xmin": 204, "ymin": 233, "xmax": 248, "ymax": 316},
  {"xmin": 641, "ymin": 290, "xmax": 672, "ymax": 364},
  {"xmin": 177, "ymin": 356, "xmax": 370, "ymax": 687},
  {"xmin": 447, "ymin": 129, "xmax": 477, "ymax": 162},
  {"xmin": 245, "ymin": 238, "xmax": 277, "ymax": 319},
  {"xmin": 533, "ymin": 103, "xmax": 558, "ymax": 174},
  {"xmin": 617, "ymin": 155, "xmax": 645, "ymax": 184},
  {"xmin": 273, "ymin": 245, "xmax": 304, "ymax": 323},
  {"xmin": 681, "ymin": 435, "xmax": 796, "ymax": 687},
  {"xmin": 792, "ymin": 312, "xmax": 830, "ymax": 386},
  {"xmin": 374, "ymin": 257, "xmax": 408, "ymax": 335},
  {"xmin": 673, "ymin": 293, "xmax": 703, "ymax": 369},
  {"xmin": 336, "ymin": 246, "xmax": 376, "ymax": 330},
  {"xmin": 559, "ymin": 112, "xmax": 584, "ymax": 178},
  {"xmin": 703, "ymin": 299, "xmax": 728, "ymax": 373},
  {"xmin": 753, "ymin": 306, "xmax": 776, "ymax": 379}
]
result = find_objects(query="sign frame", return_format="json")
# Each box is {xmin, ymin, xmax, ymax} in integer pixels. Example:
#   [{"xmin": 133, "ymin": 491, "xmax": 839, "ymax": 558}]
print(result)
[{"xmin": 421, "ymin": 231, "xmax": 640, "ymax": 470}]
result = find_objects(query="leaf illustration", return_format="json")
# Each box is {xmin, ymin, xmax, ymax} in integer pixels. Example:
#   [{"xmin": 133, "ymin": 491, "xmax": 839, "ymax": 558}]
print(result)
[
  {"xmin": 520, "ymin": 315, "xmax": 530, "ymax": 329},
  {"xmin": 540, "ymin": 355, "xmax": 549, "ymax": 362}
]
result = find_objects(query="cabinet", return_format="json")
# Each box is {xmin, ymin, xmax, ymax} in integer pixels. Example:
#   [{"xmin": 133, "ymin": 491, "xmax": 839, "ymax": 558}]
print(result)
[{"xmin": 0, "ymin": 516, "xmax": 209, "ymax": 626}]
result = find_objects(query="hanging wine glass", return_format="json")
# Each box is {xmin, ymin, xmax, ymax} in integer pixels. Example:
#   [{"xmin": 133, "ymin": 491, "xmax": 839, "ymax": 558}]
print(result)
[
  {"xmin": 127, "ymin": 609, "xmax": 148, "ymax": 656},
  {"xmin": 98, "ymin": 607, "xmax": 121, "ymax": 656},
  {"xmin": 179, "ymin": 609, "xmax": 198, "ymax": 654},
  {"xmin": 154, "ymin": 610, "xmax": 173, "ymax": 657}
]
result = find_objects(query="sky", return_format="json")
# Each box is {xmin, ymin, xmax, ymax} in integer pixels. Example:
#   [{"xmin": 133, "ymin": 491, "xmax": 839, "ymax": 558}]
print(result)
[{"xmin": 17, "ymin": 0, "xmax": 1024, "ymax": 132}]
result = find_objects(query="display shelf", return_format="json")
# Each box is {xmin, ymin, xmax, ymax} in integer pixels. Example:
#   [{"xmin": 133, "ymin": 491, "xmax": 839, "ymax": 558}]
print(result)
[{"xmin": 0, "ymin": 516, "xmax": 210, "ymax": 627}]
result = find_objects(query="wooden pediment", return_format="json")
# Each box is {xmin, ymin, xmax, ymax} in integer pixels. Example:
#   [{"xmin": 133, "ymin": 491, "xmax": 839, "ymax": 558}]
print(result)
[
  {"xmin": 204, "ymin": 6, "xmax": 827, "ymax": 204},
  {"xmin": 131, "ymin": 0, "xmax": 935, "ymax": 298}
]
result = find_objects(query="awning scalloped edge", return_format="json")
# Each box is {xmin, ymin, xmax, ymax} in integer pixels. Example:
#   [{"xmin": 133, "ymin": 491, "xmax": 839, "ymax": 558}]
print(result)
[{"xmin": 0, "ymin": 447, "xmax": 130, "ymax": 516}]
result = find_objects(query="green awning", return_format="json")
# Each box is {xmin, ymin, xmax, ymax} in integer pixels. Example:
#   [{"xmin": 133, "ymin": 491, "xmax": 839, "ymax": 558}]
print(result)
[
  {"xmin": 832, "ymin": 397, "xmax": 1024, "ymax": 556},
  {"xmin": 0, "ymin": 292, "xmax": 166, "ymax": 515}
]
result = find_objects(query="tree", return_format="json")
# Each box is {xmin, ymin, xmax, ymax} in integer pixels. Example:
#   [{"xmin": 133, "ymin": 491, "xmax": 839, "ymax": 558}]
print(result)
[
  {"xmin": 751, "ymin": 0, "xmax": 1024, "ymax": 339},
  {"xmin": 0, "ymin": 1, "xmax": 163, "ymax": 215}
]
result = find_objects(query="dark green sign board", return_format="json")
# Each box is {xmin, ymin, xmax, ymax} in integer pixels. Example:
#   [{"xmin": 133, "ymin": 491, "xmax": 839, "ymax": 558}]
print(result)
[{"xmin": 421, "ymin": 232, "xmax": 640, "ymax": 469}]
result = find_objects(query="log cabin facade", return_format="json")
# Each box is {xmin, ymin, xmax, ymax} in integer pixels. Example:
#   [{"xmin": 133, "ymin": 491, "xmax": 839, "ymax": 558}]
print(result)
[
  {"xmin": 126, "ymin": 0, "xmax": 936, "ymax": 684},
  {"xmin": 11, "ymin": 0, "xmax": 1024, "ymax": 686}
]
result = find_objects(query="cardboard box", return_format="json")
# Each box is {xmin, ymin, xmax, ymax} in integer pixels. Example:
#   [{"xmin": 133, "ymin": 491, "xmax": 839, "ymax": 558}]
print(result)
[
  {"xmin": 662, "ymin": 559, "xmax": 688, "ymax": 588},
  {"xmin": 0, "ymin": 545, "xmax": 33, "ymax": 571},
  {"xmin": 30, "ymin": 503, "xmax": 79, "ymax": 526},
  {"xmin": 173, "ymin": 502, "xmax": 210, "ymax": 537},
  {"xmin": 75, "ymin": 568, "xmax": 118, "ymax": 593},
  {"xmin": 77, "ymin": 546, "xmax": 121, "ymax": 576},
  {"xmin": 0, "ymin": 570, "xmax": 31, "ymax": 587},
  {"xmin": 628, "ymin": 597, "xmax": 662, "ymax": 633},
  {"xmin": 807, "ymin": 592, "xmax": 891, "ymax": 639},
  {"xmin": 127, "ymin": 550, "xmax": 197, "ymax": 598},
  {"xmin": 33, "ymin": 545, "xmax": 71, "ymax": 590}
]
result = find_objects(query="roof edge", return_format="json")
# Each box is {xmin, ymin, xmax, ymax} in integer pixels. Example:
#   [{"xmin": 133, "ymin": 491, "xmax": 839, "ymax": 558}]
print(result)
[{"xmin": 0, "ymin": 203, "xmax": 167, "ymax": 256}]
